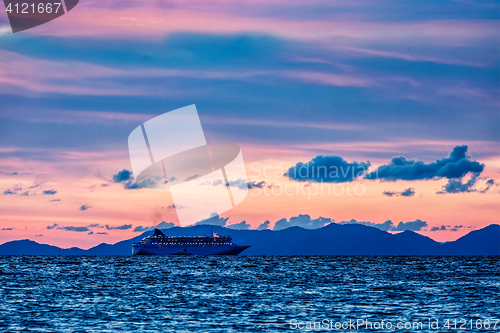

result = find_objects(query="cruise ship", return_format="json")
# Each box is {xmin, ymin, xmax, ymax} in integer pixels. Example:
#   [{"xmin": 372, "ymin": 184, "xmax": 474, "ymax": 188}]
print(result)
[{"xmin": 132, "ymin": 229, "xmax": 250, "ymax": 255}]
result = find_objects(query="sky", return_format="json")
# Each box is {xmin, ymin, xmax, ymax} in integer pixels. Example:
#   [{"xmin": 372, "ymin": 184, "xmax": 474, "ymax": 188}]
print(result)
[{"xmin": 0, "ymin": 0, "xmax": 499, "ymax": 249}]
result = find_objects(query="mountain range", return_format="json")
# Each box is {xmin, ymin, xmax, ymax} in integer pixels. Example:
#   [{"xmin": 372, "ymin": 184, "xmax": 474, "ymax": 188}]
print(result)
[{"xmin": 0, "ymin": 223, "xmax": 498, "ymax": 255}]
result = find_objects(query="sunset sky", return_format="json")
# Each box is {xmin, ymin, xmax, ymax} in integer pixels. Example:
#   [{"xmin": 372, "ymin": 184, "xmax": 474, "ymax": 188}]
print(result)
[{"xmin": 0, "ymin": 0, "xmax": 499, "ymax": 249}]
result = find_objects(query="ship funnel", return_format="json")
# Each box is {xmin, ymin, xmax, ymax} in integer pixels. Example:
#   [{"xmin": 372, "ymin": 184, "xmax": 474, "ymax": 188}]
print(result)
[{"xmin": 153, "ymin": 229, "xmax": 165, "ymax": 236}]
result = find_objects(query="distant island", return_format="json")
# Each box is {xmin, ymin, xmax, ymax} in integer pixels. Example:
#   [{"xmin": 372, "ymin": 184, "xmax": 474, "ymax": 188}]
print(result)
[{"xmin": 0, "ymin": 223, "xmax": 498, "ymax": 255}]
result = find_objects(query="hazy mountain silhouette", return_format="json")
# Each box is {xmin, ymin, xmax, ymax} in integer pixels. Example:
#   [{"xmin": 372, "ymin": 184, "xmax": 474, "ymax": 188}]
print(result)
[{"xmin": 0, "ymin": 224, "xmax": 498, "ymax": 255}]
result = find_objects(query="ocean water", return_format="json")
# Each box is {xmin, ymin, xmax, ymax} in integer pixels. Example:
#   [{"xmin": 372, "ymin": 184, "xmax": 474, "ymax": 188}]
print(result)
[{"xmin": 0, "ymin": 256, "xmax": 498, "ymax": 332}]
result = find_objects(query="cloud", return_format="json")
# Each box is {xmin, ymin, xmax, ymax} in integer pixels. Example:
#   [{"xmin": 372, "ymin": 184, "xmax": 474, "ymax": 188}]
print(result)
[
  {"xmin": 226, "ymin": 179, "xmax": 246, "ymax": 190},
  {"xmin": 79, "ymin": 204, "xmax": 91, "ymax": 211},
  {"xmin": 46, "ymin": 223, "xmax": 102, "ymax": 232},
  {"xmin": 111, "ymin": 169, "xmax": 140, "ymax": 190},
  {"xmin": 133, "ymin": 221, "xmax": 175, "ymax": 232},
  {"xmin": 400, "ymin": 188, "xmax": 415, "ymax": 197},
  {"xmin": 62, "ymin": 226, "xmax": 90, "ymax": 232},
  {"xmin": 340, "ymin": 219, "xmax": 428, "ymax": 231},
  {"xmin": 285, "ymin": 155, "xmax": 370, "ymax": 183},
  {"xmin": 257, "ymin": 220, "xmax": 270, "ymax": 230},
  {"xmin": 195, "ymin": 213, "xmax": 228, "ymax": 226},
  {"xmin": 392, "ymin": 220, "xmax": 428, "ymax": 231},
  {"xmin": 366, "ymin": 145, "xmax": 484, "ymax": 181},
  {"xmin": 227, "ymin": 221, "xmax": 251, "ymax": 230},
  {"xmin": 1, "ymin": 227, "xmax": 15, "ymax": 230},
  {"xmin": 3, "ymin": 182, "xmax": 55, "ymax": 196},
  {"xmin": 273, "ymin": 214, "xmax": 332, "ymax": 230},
  {"xmin": 339, "ymin": 219, "xmax": 394, "ymax": 231},
  {"xmin": 430, "ymin": 225, "xmax": 472, "ymax": 232},
  {"xmin": 50, "ymin": 199, "xmax": 61, "ymax": 202},
  {"xmin": 35, "ymin": 234, "xmax": 43, "ymax": 237},
  {"xmin": 382, "ymin": 187, "xmax": 415, "ymax": 197},
  {"xmin": 96, "ymin": 232, "xmax": 108, "ymax": 235},
  {"xmin": 480, "ymin": 179, "xmax": 497, "ymax": 193},
  {"xmin": 112, "ymin": 169, "xmax": 132, "ymax": 182},
  {"xmin": 247, "ymin": 181, "xmax": 267, "ymax": 189},
  {"xmin": 437, "ymin": 173, "xmax": 480, "ymax": 194},
  {"xmin": 42, "ymin": 189, "xmax": 57, "ymax": 195},
  {"xmin": 88, "ymin": 231, "xmax": 94, "ymax": 235},
  {"xmin": 217, "ymin": 179, "xmax": 275, "ymax": 190},
  {"xmin": 105, "ymin": 224, "xmax": 132, "ymax": 230},
  {"xmin": 133, "ymin": 226, "xmax": 154, "ymax": 232}
]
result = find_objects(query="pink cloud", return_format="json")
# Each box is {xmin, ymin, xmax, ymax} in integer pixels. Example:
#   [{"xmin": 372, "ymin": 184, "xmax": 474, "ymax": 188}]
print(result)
[{"xmin": 15, "ymin": 4, "xmax": 496, "ymax": 49}]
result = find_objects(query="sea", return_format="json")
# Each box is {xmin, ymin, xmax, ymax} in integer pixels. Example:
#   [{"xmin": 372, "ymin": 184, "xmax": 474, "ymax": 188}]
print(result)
[{"xmin": 0, "ymin": 256, "xmax": 498, "ymax": 332}]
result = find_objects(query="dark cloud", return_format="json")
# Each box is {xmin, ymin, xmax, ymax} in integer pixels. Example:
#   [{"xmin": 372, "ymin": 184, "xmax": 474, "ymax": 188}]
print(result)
[
  {"xmin": 50, "ymin": 199, "xmax": 61, "ymax": 202},
  {"xmin": 257, "ymin": 220, "xmax": 270, "ymax": 230},
  {"xmin": 3, "ymin": 182, "xmax": 54, "ymax": 196},
  {"xmin": 430, "ymin": 225, "xmax": 471, "ymax": 232},
  {"xmin": 215, "ymin": 179, "xmax": 273, "ymax": 190},
  {"xmin": 35, "ymin": 234, "xmax": 43, "ymax": 237},
  {"xmin": 133, "ymin": 226, "xmax": 151, "ymax": 232},
  {"xmin": 247, "ymin": 181, "xmax": 266, "ymax": 189},
  {"xmin": 88, "ymin": 231, "xmax": 94, "ymax": 235},
  {"xmin": 105, "ymin": 224, "xmax": 132, "ymax": 230},
  {"xmin": 340, "ymin": 219, "xmax": 427, "ymax": 231},
  {"xmin": 133, "ymin": 221, "xmax": 175, "ymax": 232},
  {"xmin": 273, "ymin": 214, "xmax": 332, "ymax": 230},
  {"xmin": 185, "ymin": 174, "xmax": 199, "ymax": 182},
  {"xmin": 79, "ymin": 204, "xmax": 91, "ymax": 211},
  {"xmin": 437, "ymin": 173, "xmax": 479, "ymax": 194},
  {"xmin": 156, "ymin": 221, "xmax": 175, "ymax": 229},
  {"xmin": 123, "ymin": 181, "xmax": 139, "ymax": 190},
  {"xmin": 111, "ymin": 169, "xmax": 140, "ymax": 190},
  {"xmin": 286, "ymin": 155, "xmax": 370, "ymax": 183},
  {"xmin": 437, "ymin": 173, "xmax": 498, "ymax": 194},
  {"xmin": 339, "ymin": 219, "xmax": 394, "ymax": 231},
  {"xmin": 366, "ymin": 145, "xmax": 483, "ymax": 181},
  {"xmin": 430, "ymin": 225, "xmax": 446, "ymax": 231},
  {"xmin": 112, "ymin": 169, "xmax": 132, "ymax": 182},
  {"xmin": 2, "ymin": 227, "xmax": 15, "ymax": 230},
  {"xmin": 195, "ymin": 213, "xmax": 228, "ymax": 226},
  {"xmin": 9, "ymin": 172, "xmax": 32, "ymax": 176},
  {"xmin": 42, "ymin": 189, "xmax": 57, "ymax": 195},
  {"xmin": 96, "ymin": 232, "xmax": 108, "ymax": 235},
  {"xmin": 46, "ymin": 223, "xmax": 100, "ymax": 232},
  {"xmin": 62, "ymin": 226, "xmax": 89, "ymax": 232},
  {"xmin": 400, "ymin": 188, "xmax": 415, "ymax": 197},
  {"xmin": 227, "ymin": 221, "xmax": 251, "ymax": 230},
  {"xmin": 382, "ymin": 187, "xmax": 415, "ymax": 197},
  {"xmin": 392, "ymin": 220, "xmax": 428, "ymax": 231},
  {"xmin": 480, "ymin": 179, "xmax": 496, "ymax": 193}
]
